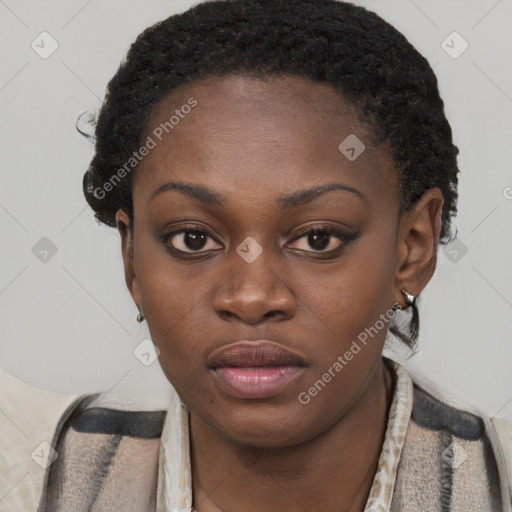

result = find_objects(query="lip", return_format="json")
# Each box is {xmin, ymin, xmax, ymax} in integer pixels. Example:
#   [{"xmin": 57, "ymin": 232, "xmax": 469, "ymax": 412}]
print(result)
[{"xmin": 208, "ymin": 341, "xmax": 306, "ymax": 399}]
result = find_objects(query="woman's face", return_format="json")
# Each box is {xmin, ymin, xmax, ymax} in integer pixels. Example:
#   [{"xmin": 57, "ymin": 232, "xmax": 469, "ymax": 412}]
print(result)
[{"xmin": 120, "ymin": 74, "xmax": 404, "ymax": 447}]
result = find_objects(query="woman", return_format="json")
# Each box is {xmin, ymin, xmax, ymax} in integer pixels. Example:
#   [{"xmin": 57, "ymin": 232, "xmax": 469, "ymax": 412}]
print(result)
[{"xmin": 1, "ymin": 0, "xmax": 511, "ymax": 510}]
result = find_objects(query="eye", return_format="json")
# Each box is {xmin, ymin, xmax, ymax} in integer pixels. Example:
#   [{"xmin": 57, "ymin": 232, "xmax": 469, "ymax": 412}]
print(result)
[
  {"xmin": 287, "ymin": 227, "xmax": 351, "ymax": 254},
  {"xmin": 164, "ymin": 227, "xmax": 221, "ymax": 254},
  {"xmin": 163, "ymin": 225, "xmax": 357, "ymax": 257}
]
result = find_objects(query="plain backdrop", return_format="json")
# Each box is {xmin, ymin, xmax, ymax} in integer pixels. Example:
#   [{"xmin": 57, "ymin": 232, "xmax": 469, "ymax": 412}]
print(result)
[{"xmin": 1, "ymin": 0, "xmax": 511, "ymax": 417}]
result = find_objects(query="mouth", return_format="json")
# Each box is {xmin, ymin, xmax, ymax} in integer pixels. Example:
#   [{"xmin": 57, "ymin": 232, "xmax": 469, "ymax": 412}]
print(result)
[{"xmin": 208, "ymin": 341, "xmax": 307, "ymax": 399}]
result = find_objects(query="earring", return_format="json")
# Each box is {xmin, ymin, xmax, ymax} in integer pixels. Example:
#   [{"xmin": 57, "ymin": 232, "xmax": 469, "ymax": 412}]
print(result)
[
  {"xmin": 401, "ymin": 289, "xmax": 416, "ymax": 307},
  {"xmin": 136, "ymin": 312, "xmax": 145, "ymax": 323}
]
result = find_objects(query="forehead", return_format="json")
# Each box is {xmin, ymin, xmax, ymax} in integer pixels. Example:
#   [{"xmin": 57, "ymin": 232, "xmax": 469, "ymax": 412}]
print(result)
[{"xmin": 134, "ymin": 74, "xmax": 398, "ymax": 215}]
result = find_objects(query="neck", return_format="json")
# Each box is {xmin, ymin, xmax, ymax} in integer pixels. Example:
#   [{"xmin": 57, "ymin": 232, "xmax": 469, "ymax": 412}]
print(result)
[{"xmin": 190, "ymin": 358, "xmax": 395, "ymax": 512}]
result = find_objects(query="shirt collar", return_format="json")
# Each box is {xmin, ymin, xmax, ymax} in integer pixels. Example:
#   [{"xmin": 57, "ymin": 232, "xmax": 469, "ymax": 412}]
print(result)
[{"xmin": 156, "ymin": 357, "xmax": 413, "ymax": 512}]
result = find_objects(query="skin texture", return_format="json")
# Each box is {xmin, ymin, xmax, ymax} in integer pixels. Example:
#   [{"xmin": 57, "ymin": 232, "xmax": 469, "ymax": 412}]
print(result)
[{"xmin": 116, "ymin": 74, "xmax": 443, "ymax": 512}]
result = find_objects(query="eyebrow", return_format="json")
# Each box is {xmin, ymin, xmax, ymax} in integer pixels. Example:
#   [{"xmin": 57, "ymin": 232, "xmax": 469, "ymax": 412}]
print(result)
[{"xmin": 149, "ymin": 181, "xmax": 365, "ymax": 209}]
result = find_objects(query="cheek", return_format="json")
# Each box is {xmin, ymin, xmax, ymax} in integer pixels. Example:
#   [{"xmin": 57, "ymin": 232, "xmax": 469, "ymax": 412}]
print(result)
[
  {"xmin": 297, "ymin": 230, "xmax": 397, "ymax": 397},
  {"xmin": 347, "ymin": 227, "xmax": 397, "ymax": 309},
  {"xmin": 290, "ymin": 254, "xmax": 396, "ymax": 440},
  {"xmin": 308, "ymin": 231, "xmax": 396, "ymax": 340},
  {"xmin": 132, "ymin": 233, "xmax": 210, "ymax": 368}
]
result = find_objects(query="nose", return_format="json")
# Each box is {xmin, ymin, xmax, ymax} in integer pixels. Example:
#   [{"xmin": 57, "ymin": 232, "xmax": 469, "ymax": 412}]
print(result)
[{"xmin": 212, "ymin": 246, "xmax": 296, "ymax": 325}]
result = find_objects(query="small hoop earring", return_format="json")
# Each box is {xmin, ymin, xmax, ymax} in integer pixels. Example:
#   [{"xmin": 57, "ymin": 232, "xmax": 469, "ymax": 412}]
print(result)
[
  {"xmin": 401, "ymin": 289, "xmax": 416, "ymax": 307},
  {"xmin": 136, "ymin": 313, "xmax": 145, "ymax": 323}
]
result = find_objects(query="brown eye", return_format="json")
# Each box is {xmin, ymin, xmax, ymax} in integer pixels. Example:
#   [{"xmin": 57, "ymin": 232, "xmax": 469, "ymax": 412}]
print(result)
[
  {"xmin": 288, "ymin": 227, "xmax": 352, "ymax": 254},
  {"xmin": 305, "ymin": 231, "xmax": 335, "ymax": 251},
  {"xmin": 166, "ymin": 228, "xmax": 221, "ymax": 254}
]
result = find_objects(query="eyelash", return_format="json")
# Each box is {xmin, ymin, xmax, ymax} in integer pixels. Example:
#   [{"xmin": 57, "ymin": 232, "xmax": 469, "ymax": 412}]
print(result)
[{"xmin": 162, "ymin": 225, "xmax": 359, "ymax": 258}]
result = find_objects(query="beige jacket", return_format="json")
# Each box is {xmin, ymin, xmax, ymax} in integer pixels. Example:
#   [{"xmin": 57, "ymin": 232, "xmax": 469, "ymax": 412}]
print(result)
[{"xmin": 1, "ymin": 364, "xmax": 511, "ymax": 511}]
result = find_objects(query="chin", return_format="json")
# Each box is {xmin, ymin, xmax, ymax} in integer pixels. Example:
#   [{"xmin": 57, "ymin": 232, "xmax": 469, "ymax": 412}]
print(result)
[{"xmin": 207, "ymin": 402, "xmax": 319, "ymax": 449}]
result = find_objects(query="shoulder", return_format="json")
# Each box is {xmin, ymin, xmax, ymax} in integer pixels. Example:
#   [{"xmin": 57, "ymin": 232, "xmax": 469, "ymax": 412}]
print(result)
[
  {"xmin": 39, "ymin": 390, "xmax": 168, "ymax": 511},
  {"xmin": 409, "ymin": 382, "xmax": 512, "ymax": 508},
  {"xmin": 64, "ymin": 400, "xmax": 167, "ymax": 438},
  {"xmin": 0, "ymin": 370, "xmax": 82, "ymax": 512},
  {"xmin": 0, "ymin": 369, "xmax": 170, "ymax": 511},
  {"xmin": 411, "ymin": 383, "xmax": 485, "ymax": 439},
  {"xmin": 491, "ymin": 416, "xmax": 512, "ymax": 506}
]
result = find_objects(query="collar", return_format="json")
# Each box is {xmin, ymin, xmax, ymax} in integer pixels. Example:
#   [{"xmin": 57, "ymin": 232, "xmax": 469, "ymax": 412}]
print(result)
[{"xmin": 156, "ymin": 357, "xmax": 413, "ymax": 512}]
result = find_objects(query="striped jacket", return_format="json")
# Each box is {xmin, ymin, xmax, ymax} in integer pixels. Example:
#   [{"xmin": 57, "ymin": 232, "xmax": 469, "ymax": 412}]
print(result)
[{"xmin": 1, "ymin": 367, "xmax": 511, "ymax": 511}]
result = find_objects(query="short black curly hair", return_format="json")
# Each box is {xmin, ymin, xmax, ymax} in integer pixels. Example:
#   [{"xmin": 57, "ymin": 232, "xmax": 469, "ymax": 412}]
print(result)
[{"xmin": 82, "ymin": 0, "xmax": 459, "ymax": 348}]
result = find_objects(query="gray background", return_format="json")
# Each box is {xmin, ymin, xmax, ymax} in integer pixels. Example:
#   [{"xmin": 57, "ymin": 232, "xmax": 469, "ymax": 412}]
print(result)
[{"xmin": 1, "ymin": 0, "xmax": 511, "ymax": 417}]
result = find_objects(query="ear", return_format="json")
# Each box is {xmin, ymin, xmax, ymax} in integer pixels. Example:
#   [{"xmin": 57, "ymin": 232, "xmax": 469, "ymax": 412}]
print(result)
[
  {"xmin": 116, "ymin": 209, "xmax": 143, "ymax": 315},
  {"xmin": 394, "ymin": 188, "xmax": 444, "ymax": 307}
]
